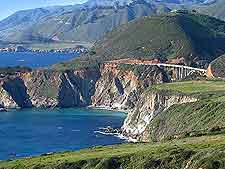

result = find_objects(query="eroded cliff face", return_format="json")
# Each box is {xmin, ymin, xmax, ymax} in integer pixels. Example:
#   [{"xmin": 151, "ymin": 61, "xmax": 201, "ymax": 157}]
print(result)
[
  {"xmin": 0, "ymin": 77, "xmax": 32, "ymax": 108},
  {"xmin": 0, "ymin": 68, "xmax": 100, "ymax": 109},
  {"xmin": 91, "ymin": 64, "xmax": 170, "ymax": 110},
  {"xmin": 122, "ymin": 91, "xmax": 197, "ymax": 142},
  {"xmin": 0, "ymin": 85, "xmax": 18, "ymax": 108}
]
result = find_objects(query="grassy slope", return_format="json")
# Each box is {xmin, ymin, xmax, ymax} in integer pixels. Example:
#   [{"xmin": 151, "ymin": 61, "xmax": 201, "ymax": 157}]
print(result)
[
  {"xmin": 0, "ymin": 80, "xmax": 225, "ymax": 168},
  {"xmin": 92, "ymin": 13, "xmax": 225, "ymax": 65},
  {"xmin": 1, "ymin": 134, "xmax": 225, "ymax": 169},
  {"xmin": 150, "ymin": 80, "xmax": 225, "ymax": 95},
  {"xmin": 146, "ymin": 80, "xmax": 225, "ymax": 142},
  {"xmin": 0, "ymin": 81, "xmax": 225, "ymax": 168}
]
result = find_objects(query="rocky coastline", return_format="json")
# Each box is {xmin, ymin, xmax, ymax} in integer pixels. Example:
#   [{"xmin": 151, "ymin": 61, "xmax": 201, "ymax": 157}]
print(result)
[{"xmin": 0, "ymin": 62, "xmax": 202, "ymax": 142}]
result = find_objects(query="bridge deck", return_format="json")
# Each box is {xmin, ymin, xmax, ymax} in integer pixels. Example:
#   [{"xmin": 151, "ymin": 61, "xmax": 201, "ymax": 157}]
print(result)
[
  {"xmin": 140, "ymin": 63, "xmax": 207, "ymax": 72},
  {"xmin": 105, "ymin": 61, "xmax": 207, "ymax": 72}
]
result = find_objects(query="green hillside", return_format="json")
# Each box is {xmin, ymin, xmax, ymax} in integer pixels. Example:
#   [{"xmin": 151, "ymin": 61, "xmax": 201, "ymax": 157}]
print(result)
[
  {"xmin": 1, "ymin": 134, "xmax": 225, "ymax": 169},
  {"xmin": 53, "ymin": 12, "xmax": 225, "ymax": 70},
  {"xmin": 150, "ymin": 80, "xmax": 225, "ymax": 95},
  {"xmin": 1, "ymin": 80, "xmax": 225, "ymax": 168},
  {"xmin": 146, "ymin": 80, "xmax": 225, "ymax": 142},
  {"xmin": 89, "ymin": 12, "xmax": 225, "ymax": 67}
]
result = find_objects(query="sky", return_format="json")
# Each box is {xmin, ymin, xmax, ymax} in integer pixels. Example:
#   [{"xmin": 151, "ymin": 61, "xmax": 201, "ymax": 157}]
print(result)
[{"xmin": 0, "ymin": 0, "xmax": 87, "ymax": 20}]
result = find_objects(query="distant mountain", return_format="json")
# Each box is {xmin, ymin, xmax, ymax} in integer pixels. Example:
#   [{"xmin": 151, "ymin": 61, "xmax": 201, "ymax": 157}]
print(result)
[
  {"xmin": 196, "ymin": 0, "xmax": 225, "ymax": 21},
  {"xmin": 0, "ymin": 0, "xmax": 207, "ymax": 44},
  {"xmin": 77, "ymin": 12, "xmax": 225, "ymax": 67}
]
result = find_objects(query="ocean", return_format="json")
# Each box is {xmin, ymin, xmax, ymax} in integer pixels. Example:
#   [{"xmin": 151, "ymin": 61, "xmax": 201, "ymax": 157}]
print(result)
[
  {"xmin": 0, "ymin": 52, "xmax": 79, "ymax": 68},
  {"xmin": 0, "ymin": 108, "xmax": 126, "ymax": 160}
]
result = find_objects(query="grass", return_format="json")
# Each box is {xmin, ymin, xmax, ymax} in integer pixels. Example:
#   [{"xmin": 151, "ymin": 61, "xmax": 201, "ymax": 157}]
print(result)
[
  {"xmin": 138, "ymin": 80, "xmax": 225, "ymax": 142},
  {"xmin": 149, "ymin": 80, "xmax": 225, "ymax": 95},
  {"xmin": 1, "ymin": 80, "xmax": 225, "ymax": 169},
  {"xmin": 1, "ymin": 134, "xmax": 225, "ymax": 169},
  {"xmin": 148, "ymin": 100, "xmax": 225, "ymax": 141}
]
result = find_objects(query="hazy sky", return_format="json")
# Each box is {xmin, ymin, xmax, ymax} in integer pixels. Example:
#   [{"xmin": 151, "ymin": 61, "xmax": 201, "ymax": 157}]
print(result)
[{"xmin": 0, "ymin": 0, "xmax": 87, "ymax": 20}]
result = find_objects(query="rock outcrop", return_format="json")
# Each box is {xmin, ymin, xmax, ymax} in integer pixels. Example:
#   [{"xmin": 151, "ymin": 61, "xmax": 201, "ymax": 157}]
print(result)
[
  {"xmin": 122, "ymin": 90, "xmax": 197, "ymax": 141},
  {"xmin": 0, "ymin": 85, "xmax": 18, "ymax": 109},
  {"xmin": 91, "ymin": 64, "xmax": 170, "ymax": 110},
  {"xmin": 0, "ymin": 68, "xmax": 100, "ymax": 109}
]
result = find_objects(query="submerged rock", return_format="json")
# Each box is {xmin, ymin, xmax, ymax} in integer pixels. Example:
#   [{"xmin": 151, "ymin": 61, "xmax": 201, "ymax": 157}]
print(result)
[{"xmin": 100, "ymin": 126, "xmax": 122, "ymax": 134}]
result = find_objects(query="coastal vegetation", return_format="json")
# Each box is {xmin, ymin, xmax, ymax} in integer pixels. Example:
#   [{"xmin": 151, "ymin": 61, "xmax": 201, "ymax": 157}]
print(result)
[
  {"xmin": 1, "ymin": 78, "xmax": 225, "ymax": 168},
  {"xmin": 92, "ymin": 13, "xmax": 225, "ymax": 67},
  {"xmin": 150, "ymin": 80, "xmax": 225, "ymax": 96},
  {"xmin": 145, "ymin": 80, "xmax": 225, "ymax": 141},
  {"xmin": 1, "ymin": 134, "xmax": 225, "ymax": 169}
]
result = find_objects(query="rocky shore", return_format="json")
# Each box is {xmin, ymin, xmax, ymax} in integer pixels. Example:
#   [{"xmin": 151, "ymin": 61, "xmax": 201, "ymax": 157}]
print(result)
[{"xmin": 0, "ymin": 62, "xmax": 203, "ymax": 142}]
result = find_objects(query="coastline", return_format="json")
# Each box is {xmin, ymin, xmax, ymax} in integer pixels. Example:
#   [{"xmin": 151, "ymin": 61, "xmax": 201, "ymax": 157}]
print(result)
[
  {"xmin": 94, "ymin": 129, "xmax": 138, "ymax": 143},
  {"xmin": 88, "ymin": 105, "xmax": 137, "ymax": 142}
]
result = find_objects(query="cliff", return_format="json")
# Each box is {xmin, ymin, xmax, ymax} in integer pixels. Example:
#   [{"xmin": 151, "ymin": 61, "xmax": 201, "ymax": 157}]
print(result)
[
  {"xmin": 0, "ymin": 63, "xmax": 170, "ymax": 109},
  {"xmin": 122, "ymin": 90, "xmax": 197, "ymax": 141},
  {"xmin": 0, "ymin": 63, "xmax": 222, "ymax": 144},
  {"xmin": 91, "ymin": 64, "xmax": 170, "ymax": 110},
  {"xmin": 0, "ymin": 68, "xmax": 100, "ymax": 108},
  {"xmin": 122, "ymin": 81, "xmax": 225, "ymax": 142}
]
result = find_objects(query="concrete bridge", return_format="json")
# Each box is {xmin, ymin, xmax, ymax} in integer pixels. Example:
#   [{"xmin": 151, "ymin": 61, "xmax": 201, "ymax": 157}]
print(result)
[
  {"xmin": 137, "ymin": 63, "xmax": 207, "ymax": 80},
  {"xmin": 105, "ymin": 60, "xmax": 208, "ymax": 81}
]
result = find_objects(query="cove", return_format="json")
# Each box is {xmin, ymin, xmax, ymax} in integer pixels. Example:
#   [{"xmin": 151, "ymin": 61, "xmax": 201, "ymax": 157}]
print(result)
[{"xmin": 0, "ymin": 108, "xmax": 126, "ymax": 160}]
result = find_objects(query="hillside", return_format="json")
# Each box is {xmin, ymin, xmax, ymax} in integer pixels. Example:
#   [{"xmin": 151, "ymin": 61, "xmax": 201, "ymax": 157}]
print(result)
[
  {"xmin": 63, "ymin": 12, "xmax": 225, "ymax": 68},
  {"xmin": 122, "ymin": 80, "xmax": 225, "ymax": 141},
  {"xmin": 147, "ymin": 81, "xmax": 225, "ymax": 141},
  {"xmin": 1, "ymin": 134, "xmax": 225, "ymax": 169},
  {"xmin": 197, "ymin": 0, "xmax": 225, "ymax": 21}
]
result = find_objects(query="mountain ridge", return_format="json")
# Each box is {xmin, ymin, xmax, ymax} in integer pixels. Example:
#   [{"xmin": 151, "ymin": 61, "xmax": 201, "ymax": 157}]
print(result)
[
  {"xmin": 0, "ymin": 0, "xmax": 214, "ymax": 44},
  {"xmin": 81, "ymin": 12, "xmax": 225, "ymax": 67}
]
